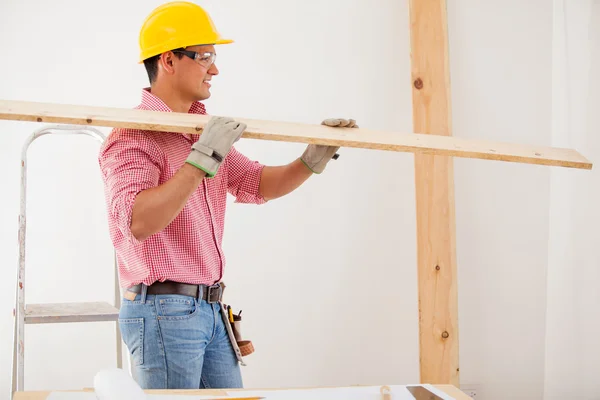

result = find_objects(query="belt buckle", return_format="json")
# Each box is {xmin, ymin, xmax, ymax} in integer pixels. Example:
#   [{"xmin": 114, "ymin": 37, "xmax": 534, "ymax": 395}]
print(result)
[{"xmin": 205, "ymin": 284, "xmax": 222, "ymax": 303}]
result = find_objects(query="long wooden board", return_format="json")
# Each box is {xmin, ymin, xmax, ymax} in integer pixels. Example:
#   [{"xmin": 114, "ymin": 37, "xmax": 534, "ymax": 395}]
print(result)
[
  {"xmin": 409, "ymin": 0, "xmax": 459, "ymax": 385},
  {"xmin": 0, "ymin": 99, "xmax": 592, "ymax": 169}
]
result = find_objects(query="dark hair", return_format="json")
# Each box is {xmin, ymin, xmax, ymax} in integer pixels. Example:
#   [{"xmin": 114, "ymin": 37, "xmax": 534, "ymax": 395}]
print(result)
[{"xmin": 143, "ymin": 48, "xmax": 185, "ymax": 84}]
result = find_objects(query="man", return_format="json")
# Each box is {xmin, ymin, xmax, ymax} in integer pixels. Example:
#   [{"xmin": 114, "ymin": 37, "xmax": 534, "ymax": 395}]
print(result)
[{"xmin": 98, "ymin": 1, "xmax": 357, "ymax": 390}]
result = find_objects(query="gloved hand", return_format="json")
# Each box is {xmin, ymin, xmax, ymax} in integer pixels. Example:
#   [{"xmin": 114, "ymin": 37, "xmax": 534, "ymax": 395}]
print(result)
[
  {"xmin": 300, "ymin": 118, "xmax": 358, "ymax": 174},
  {"xmin": 186, "ymin": 116, "xmax": 246, "ymax": 177}
]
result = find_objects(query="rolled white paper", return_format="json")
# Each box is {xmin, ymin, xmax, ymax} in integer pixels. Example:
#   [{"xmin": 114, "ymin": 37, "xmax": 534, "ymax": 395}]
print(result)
[{"xmin": 93, "ymin": 368, "xmax": 146, "ymax": 400}]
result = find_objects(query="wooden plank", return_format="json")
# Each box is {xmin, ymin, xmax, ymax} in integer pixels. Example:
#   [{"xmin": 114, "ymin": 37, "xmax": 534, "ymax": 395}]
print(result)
[
  {"xmin": 0, "ymin": 99, "xmax": 592, "ymax": 169},
  {"xmin": 409, "ymin": 0, "xmax": 459, "ymax": 385}
]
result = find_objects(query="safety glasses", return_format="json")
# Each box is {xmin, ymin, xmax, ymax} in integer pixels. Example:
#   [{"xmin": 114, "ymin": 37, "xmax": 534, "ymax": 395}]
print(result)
[{"xmin": 172, "ymin": 49, "xmax": 216, "ymax": 69}]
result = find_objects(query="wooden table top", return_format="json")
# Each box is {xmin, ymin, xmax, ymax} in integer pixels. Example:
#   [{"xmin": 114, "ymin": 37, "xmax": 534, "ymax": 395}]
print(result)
[{"xmin": 14, "ymin": 384, "xmax": 472, "ymax": 399}]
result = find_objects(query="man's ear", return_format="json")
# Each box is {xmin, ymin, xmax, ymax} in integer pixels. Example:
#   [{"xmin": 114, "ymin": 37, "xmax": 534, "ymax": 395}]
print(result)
[{"xmin": 158, "ymin": 52, "xmax": 176, "ymax": 75}]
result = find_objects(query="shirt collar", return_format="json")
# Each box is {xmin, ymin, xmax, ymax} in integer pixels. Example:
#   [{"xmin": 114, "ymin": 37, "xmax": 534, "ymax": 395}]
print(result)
[{"xmin": 137, "ymin": 88, "xmax": 207, "ymax": 115}]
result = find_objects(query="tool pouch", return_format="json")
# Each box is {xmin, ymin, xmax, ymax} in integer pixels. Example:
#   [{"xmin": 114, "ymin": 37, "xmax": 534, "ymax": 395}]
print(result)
[
  {"xmin": 219, "ymin": 302, "xmax": 254, "ymax": 366},
  {"xmin": 232, "ymin": 313, "xmax": 254, "ymax": 357}
]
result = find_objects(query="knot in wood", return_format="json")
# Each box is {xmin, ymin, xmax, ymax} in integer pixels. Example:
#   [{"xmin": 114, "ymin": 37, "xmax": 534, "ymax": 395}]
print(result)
[
  {"xmin": 441, "ymin": 331, "xmax": 449, "ymax": 339},
  {"xmin": 435, "ymin": 265, "xmax": 440, "ymax": 271},
  {"xmin": 414, "ymin": 78, "xmax": 424, "ymax": 90}
]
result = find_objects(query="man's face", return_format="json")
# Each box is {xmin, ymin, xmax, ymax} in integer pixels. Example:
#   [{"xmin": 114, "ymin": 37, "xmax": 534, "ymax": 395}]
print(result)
[{"xmin": 172, "ymin": 44, "xmax": 219, "ymax": 101}]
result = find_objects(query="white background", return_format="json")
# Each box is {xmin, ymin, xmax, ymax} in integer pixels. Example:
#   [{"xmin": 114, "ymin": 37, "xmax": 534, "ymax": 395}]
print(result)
[{"xmin": 0, "ymin": 1, "xmax": 598, "ymax": 399}]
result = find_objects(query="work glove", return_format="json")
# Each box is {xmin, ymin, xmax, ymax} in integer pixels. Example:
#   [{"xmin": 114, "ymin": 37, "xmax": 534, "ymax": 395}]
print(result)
[
  {"xmin": 186, "ymin": 116, "xmax": 246, "ymax": 177},
  {"xmin": 300, "ymin": 118, "xmax": 358, "ymax": 174}
]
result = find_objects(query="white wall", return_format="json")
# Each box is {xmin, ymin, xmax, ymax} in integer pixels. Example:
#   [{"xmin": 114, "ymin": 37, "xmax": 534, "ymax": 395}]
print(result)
[
  {"xmin": 0, "ymin": 1, "xmax": 596, "ymax": 399},
  {"xmin": 449, "ymin": 2, "xmax": 553, "ymax": 399},
  {"xmin": 544, "ymin": 1, "xmax": 600, "ymax": 399}
]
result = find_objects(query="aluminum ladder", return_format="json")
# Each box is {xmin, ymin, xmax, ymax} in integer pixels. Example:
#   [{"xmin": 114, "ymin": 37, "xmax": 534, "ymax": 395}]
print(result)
[{"xmin": 11, "ymin": 125, "xmax": 124, "ymax": 398}]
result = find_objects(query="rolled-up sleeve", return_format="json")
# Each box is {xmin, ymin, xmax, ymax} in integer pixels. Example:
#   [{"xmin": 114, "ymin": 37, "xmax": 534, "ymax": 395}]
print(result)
[
  {"xmin": 98, "ymin": 130, "xmax": 163, "ymax": 244},
  {"xmin": 225, "ymin": 146, "xmax": 266, "ymax": 204}
]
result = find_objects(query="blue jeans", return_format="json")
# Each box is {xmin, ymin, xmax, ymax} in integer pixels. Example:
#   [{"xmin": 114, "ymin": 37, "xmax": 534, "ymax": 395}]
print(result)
[{"xmin": 118, "ymin": 290, "xmax": 243, "ymax": 389}]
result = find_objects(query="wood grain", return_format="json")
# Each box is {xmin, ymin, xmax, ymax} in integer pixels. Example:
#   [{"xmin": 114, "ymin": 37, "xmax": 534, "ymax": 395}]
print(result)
[
  {"xmin": 0, "ymin": 99, "xmax": 592, "ymax": 169},
  {"xmin": 409, "ymin": 0, "xmax": 459, "ymax": 386}
]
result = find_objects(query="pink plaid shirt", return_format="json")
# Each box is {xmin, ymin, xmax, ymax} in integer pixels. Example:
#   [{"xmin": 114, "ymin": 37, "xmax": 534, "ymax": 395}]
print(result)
[{"xmin": 99, "ymin": 89, "xmax": 265, "ymax": 288}]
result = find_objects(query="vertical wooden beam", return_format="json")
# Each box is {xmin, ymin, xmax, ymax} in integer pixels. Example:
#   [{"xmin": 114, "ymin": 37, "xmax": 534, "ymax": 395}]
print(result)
[{"xmin": 408, "ymin": 0, "xmax": 459, "ymax": 386}]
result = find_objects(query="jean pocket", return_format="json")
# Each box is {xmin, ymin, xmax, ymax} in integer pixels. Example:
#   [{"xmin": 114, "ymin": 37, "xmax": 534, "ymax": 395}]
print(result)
[
  {"xmin": 119, "ymin": 318, "xmax": 144, "ymax": 365},
  {"xmin": 157, "ymin": 296, "xmax": 198, "ymax": 320}
]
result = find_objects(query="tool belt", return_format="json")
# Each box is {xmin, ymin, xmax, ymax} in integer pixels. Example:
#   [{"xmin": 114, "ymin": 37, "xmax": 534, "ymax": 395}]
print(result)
[
  {"xmin": 219, "ymin": 302, "xmax": 255, "ymax": 362},
  {"xmin": 125, "ymin": 280, "xmax": 254, "ymax": 364}
]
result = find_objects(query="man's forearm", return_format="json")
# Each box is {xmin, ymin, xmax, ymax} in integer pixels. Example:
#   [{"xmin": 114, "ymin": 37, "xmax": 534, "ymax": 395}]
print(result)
[
  {"xmin": 130, "ymin": 163, "xmax": 206, "ymax": 241},
  {"xmin": 259, "ymin": 158, "xmax": 313, "ymax": 201}
]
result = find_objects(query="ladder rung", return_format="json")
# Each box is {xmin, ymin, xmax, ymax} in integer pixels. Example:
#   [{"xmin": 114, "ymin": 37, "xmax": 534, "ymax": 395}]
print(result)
[{"xmin": 24, "ymin": 301, "xmax": 119, "ymax": 324}]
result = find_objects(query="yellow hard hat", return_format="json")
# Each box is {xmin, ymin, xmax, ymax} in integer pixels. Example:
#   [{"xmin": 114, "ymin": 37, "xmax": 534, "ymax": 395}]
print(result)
[{"xmin": 138, "ymin": 1, "xmax": 232, "ymax": 63}]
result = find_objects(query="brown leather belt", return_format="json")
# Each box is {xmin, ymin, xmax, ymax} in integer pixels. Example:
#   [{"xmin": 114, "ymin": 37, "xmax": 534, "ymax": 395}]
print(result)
[{"xmin": 127, "ymin": 280, "xmax": 224, "ymax": 303}]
